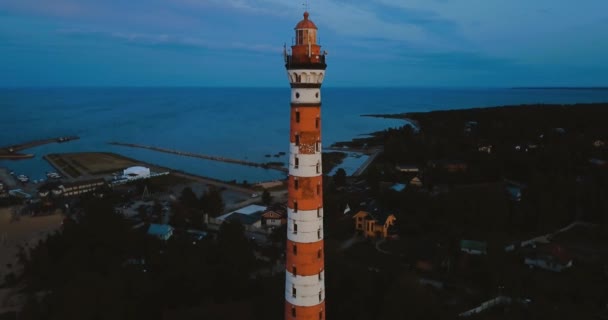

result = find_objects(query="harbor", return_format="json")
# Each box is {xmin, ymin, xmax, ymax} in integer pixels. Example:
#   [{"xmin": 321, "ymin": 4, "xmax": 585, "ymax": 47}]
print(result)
[{"xmin": 0, "ymin": 136, "xmax": 79, "ymax": 160}]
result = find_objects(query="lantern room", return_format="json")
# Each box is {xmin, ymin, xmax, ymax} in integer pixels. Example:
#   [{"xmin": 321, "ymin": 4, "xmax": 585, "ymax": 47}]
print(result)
[{"xmin": 295, "ymin": 12, "xmax": 317, "ymax": 46}]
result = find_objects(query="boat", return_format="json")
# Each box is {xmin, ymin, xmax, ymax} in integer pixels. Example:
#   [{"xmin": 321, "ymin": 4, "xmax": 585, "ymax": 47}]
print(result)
[
  {"xmin": 46, "ymin": 172, "xmax": 61, "ymax": 179},
  {"xmin": 17, "ymin": 175, "xmax": 29, "ymax": 183}
]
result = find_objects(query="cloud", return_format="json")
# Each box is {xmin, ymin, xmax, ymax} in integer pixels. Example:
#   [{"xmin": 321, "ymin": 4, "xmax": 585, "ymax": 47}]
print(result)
[{"xmin": 56, "ymin": 28, "xmax": 281, "ymax": 54}]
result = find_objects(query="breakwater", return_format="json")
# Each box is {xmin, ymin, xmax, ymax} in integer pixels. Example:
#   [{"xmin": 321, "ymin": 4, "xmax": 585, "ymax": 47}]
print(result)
[
  {"xmin": 0, "ymin": 136, "xmax": 79, "ymax": 160},
  {"xmin": 109, "ymin": 142, "xmax": 288, "ymax": 173}
]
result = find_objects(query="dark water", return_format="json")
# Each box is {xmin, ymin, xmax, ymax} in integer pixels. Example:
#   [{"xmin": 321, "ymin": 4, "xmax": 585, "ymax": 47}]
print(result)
[{"xmin": 1, "ymin": 87, "xmax": 607, "ymax": 182}]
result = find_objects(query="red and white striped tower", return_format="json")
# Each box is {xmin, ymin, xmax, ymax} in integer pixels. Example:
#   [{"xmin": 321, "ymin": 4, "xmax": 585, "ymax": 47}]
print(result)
[{"xmin": 284, "ymin": 11, "xmax": 327, "ymax": 320}]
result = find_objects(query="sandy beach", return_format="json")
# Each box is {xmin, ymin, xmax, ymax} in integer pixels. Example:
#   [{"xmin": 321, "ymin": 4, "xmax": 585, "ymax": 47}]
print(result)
[{"xmin": 0, "ymin": 207, "xmax": 63, "ymax": 282}]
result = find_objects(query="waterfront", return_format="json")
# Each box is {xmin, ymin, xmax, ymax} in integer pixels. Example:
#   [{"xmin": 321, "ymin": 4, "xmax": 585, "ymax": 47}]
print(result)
[{"xmin": 1, "ymin": 87, "xmax": 608, "ymax": 182}]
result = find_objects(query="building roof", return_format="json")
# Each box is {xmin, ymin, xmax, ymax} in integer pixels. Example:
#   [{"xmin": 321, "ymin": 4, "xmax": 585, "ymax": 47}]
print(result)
[
  {"xmin": 391, "ymin": 183, "xmax": 406, "ymax": 192},
  {"xmin": 147, "ymin": 224, "xmax": 173, "ymax": 237},
  {"xmin": 216, "ymin": 204, "xmax": 267, "ymax": 221},
  {"xmin": 262, "ymin": 210, "xmax": 284, "ymax": 219},
  {"xmin": 124, "ymin": 166, "xmax": 150, "ymax": 176},
  {"xmin": 295, "ymin": 11, "xmax": 317, "ymax": 29},
  {"xmin": 226, "ymin": 212, "xmax": 263, "ymax": 226},
  {"xmin": 460, "ymin": 240, "xmax": 487, "ymax": 252}
]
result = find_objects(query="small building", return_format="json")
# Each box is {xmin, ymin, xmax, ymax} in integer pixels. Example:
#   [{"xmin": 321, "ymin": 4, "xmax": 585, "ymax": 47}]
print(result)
[
  {"xmin": 409, "ymin": 176, "xmax": 423, "ymax": 187},
  {"xmin": 226, "ymin": 212, "xmax": 263, "ymax": 228},
  {"xmin": 60, "ymin": 178, "xmax": 106, "ymax": 197},
  {"xmin": 589, "ymin": 158, "xmax": 608, "ymax": 167},
  {"xmin": 506, "ymin": 186, "xmax": 522, "ymax": 202},
  {"xmin": 460, "ymin": 240, "xmax": 487, "ymax": 255},
  {"xmin": 478, "ymin": 145, "xmax": 492, "ymax": 154},
  {"xmin": 428, "ymin": 160, "xmax": 468, "ymax": 173},
  {"xmin": 395, "ymin": 165, "xmax": 420, "ymax": 173},
  {"xmin": 390, "ymin": 183, "xmax": 406, "ymax": 192},
  {"xmin": 353, "ymin": 210, "xmax": 397, "ymax": 239},
  {"xmin": 211, "ymin": 204, "xmax": 268, "ymax": 231},
  {"xmin": 524, "ymin": 245, "xmax": 573, "ymax": 272},
  {"xmin": 123, "ymin": 166, "xmax": 151, "ymax": 180},
  {"xmin": 262, "ymin": 210, "xmax": 286, "ymax": 227},
  {"xmin": 593, "ymin": 140, "xmax": 606, "ymax": 148},
  {"xmin": 147, "ymin": 223, "xmax": 174, "ymax": 241}
]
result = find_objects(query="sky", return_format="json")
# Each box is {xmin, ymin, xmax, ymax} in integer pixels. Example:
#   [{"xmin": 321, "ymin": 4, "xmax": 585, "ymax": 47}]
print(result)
[{"xmin": 1, "ymin": 0, "xmax": 607, "ymax": 87}]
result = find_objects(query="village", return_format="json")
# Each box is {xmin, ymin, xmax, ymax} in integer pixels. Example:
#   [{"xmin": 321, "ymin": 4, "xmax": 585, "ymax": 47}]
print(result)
[{"xmin": 1, "ymin": 104, "xmax": 608, "ymax": 319}]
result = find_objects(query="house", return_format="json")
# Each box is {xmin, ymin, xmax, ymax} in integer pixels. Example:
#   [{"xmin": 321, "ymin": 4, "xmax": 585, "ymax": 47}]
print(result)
[
  {"xmin": 460, "ymin": 240, "xmax": 487, "ymax": 255},
  {"xmin": 227, "ymin": 212, "xmax": 263, "ymax": 228},
  {"xmin": 428, "ymin": 160, "xmax": 468, "ymax": 173},
  {"xmin": 409, "ymin": 176, "xmax": 423, "ymax": 187},
  {"xmin": 524, "ymin": 244, "xmax": 573, "ymax": 272},
  {"xmin": 506, "ymin": 186, "xmax": 522, "ymax": 202},
  {"xmin": 59, "ymin": 178, "xmax": 107, "ymax": 197},
  {"xmin": 390, "ymin": 183, "xmax": 406, "ymax": 192},
  {"xmin": 353, "ymin": 210, "xmax": 397, "ymax": 239},
  {"xmin": 589, "ymin": 158, "xmax": 607, "ymax": 167},
  {"xmin": 262, "ymin": 210, "xmax": 286, "ymax": 227},
  {"xmin": 210, "ymin": 204, "xmax": 268, "ymax": 231},
  {"xmin": 593, "ymin": 140, "xmax": 606, "ymax": 148},
  {"xmin": 395, "ymin": 165, "xmax": 420, "ymax": 173},
  {"xmin": 147, "ymin": 224, "xmax": 174, "ymax": 241},
  {"xmin": 478, "ymin": 145, "xmax": 492, "ymax": 154}
]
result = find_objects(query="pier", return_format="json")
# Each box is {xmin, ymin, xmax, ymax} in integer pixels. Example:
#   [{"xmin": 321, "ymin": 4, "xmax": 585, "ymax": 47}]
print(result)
[
  {"xmin": 0, "ymin": 136, "xmax": 79, "ymax": 160},
  {"xmin": 109, "ymin": 142, "xmax": 288, "ymax": 173}
]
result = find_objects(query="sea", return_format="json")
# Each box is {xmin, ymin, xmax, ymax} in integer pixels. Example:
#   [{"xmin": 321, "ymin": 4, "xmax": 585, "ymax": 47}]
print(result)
[{"xmin": 1, "ymin": 87, "xmax": 608, "ymax": 183}]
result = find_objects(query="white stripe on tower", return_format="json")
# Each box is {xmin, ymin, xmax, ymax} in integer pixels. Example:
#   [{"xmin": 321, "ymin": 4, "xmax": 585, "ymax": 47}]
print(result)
[{"xmin": 285, "ymin": 271, "xmax": 326, "ymax": 306}]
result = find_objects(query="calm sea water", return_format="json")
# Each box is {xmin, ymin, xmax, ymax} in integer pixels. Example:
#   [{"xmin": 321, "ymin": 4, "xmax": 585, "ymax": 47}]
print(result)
[{"xmin": 1, "ymin": 87, "xmax": 607, "ymax": 182}]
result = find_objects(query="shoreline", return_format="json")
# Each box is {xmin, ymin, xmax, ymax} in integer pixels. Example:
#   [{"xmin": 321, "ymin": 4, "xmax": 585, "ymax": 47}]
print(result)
[{"xmin": 42, "ymin": 152, "xmax": 261, "ymax": 194}]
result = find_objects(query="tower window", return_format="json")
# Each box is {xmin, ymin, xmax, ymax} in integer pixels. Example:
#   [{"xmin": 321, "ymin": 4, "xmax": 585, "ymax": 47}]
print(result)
[
  {"xmin": 293, "ymin": 244, "xmax": 297, "ymax": 255},
  {"xmin": 319, "ymin": 291, "xmax": 322, "ymax": 302},
  {"xmin": 316, "ymin": 162, "xmax": 320, "ymax": 174},
  {"xmin": 319, "ymin": 311, "xmax": 323, "ymax": 320},
  {"xmin": 316, "ymin": 141, "xmax": 320, "ymax": 152},
  {"xmin": 292, "ymin": 266, "xmax": 297, "ymax": 275},
  {"xmin": 295, "ymin": 92, "xmax": 300, "ymax": 99},
  {"xmin": 294, "ymin": 179, "xmax": 299, "ymax": 190},
  {"xmin": 317, "ymin": 207, "xmax": 321, "ymax": 217},
  {"xmin": 315, "ymin": 117, "xmax": 319, "ymax": 128},
  {"xmin": 294, "ymin": 201, "xmax": 298, "ymax": 212},
  {"xmin": 294, "ymin": 157, "xmax": 299, "ymax": 169},
  {"xmin": 315, "ymin": 92, "xmax": 319, "ymax": 98},
  {"xmin": 317, "ymin": 229, "xmax": 321, "ymax": 239},
  {"xmin": 318, "ymin": 272, "xmax": 322, "ymax": 281},
  {"xmin": 295, "ymin": 134, "xmax": 300, "ymax": 146},
  {"xmin": 292, "ymin": 286, "xmax": 297, "ymax": 298},
  {"xmin": 296, "ymin": 112, "xmax": 300, "ymax": 123},
  {"xmin": 292, "ymin": 307, "xmax": 296, "ymax": 317},
  {"xmin": 294, "ymin": 223, "xmax": 298, "ymax": 234},
  {"xmin": 318, "ymin": 249, "xmax": 322, "ymax": 259},
  {"xmin": 317, "ymin": 184, "xmax": 320, "ymax": 195}
]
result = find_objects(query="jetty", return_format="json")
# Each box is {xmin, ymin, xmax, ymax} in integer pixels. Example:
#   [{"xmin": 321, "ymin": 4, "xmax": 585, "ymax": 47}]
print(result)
[
  {"xmin": 109, "ymin": 142, "xmax": 288, "ymax": 173},
  {"xmin": 0, "ymin": 136, "xmax": 79, "ymax": 160}
]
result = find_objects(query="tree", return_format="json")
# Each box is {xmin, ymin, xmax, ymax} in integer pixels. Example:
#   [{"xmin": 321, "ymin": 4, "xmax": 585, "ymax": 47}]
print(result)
[
  {"xmin": 200, "ymin": 187, "xmax": 225, "ymax": 217},
  {"xmin": 261, "ymin": 189, "xmax": 272, "ymax": 206},
  {"xmin": 179, "ymin": 187, "xmax": 199, "ymax": 209},
  {"xmin": 333, "ymin": 168, "xmax": 347, "ymax": 187}
]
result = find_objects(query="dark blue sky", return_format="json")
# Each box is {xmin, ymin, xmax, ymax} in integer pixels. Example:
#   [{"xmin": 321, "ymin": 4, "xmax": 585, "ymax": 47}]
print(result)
[{"xmin": 1, "ymin": 0, "xmax": 607, "ymax": 87}]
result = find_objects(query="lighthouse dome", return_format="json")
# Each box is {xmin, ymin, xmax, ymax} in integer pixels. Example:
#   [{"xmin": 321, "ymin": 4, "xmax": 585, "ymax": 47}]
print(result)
[{"xmin": 295, "ymin": 11, "xmax": 317, "ymax": 29}]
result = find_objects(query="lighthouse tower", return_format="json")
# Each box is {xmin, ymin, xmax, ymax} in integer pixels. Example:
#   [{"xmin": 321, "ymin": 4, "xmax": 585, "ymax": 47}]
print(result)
[{"xmin": 284, "ymin": 11, "xmax": 327, "ymax": 320}]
